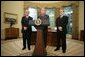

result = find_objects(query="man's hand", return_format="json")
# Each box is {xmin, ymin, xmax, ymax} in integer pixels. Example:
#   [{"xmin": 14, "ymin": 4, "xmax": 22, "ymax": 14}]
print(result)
[
  {"xmin": 24, "ymin": 27, "xmax": 27, "ymax": 30},
  {"xmin": 58, "ymin": 26, "xmax": 63, "ymax": 31}
]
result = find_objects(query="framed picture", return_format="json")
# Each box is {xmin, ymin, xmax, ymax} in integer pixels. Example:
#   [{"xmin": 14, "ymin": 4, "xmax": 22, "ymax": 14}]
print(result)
[{"xmin": 4, "ymin": 12, "xmax": 18, "ymax": 23}]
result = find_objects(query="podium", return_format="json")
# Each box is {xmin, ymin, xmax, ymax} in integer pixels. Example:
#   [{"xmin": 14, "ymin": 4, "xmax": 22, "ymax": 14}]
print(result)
[{"xmin": 29, "ymin": 19, "xmax": 49, "ymax": 56}]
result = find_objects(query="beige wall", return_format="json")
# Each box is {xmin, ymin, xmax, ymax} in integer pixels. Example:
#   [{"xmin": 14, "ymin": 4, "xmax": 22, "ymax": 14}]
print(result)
[
  {"xmin": 79, "ymin": 1, "xmax": 84, "ymax": 39},
  {"xmin": 1, "ymin": 1, "xmax": 24, "ymax": 39}
]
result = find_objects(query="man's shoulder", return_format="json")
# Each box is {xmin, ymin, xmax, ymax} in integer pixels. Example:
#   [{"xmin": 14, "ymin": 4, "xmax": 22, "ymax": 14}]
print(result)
[
  {"xmin": 29, "ymin": 16, "xmax": 32, "ymax": 18},
  {"xmin": 22, "ymin": 16, "xmax": 26, "ymax": 19},
  {"xmin": 29, "ymin": 16, "xmax": 33, "ymax": 19},
  {"xmin": 63, "ymin": 16, "xmax": 68, "ymax": 18},
  {"xmin": 45, "ymin": 14, "xmax": 49, "ymax": 17},
  {"xmin": 22, "ymin": 16, "xmax": 25, "ymax": 20}
]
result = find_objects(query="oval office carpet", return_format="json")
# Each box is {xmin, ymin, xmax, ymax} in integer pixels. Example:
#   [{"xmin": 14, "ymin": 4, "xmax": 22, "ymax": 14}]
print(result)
[{"xmin": 1, "ymin": 38, "xmax": 84, "ymax": 56}]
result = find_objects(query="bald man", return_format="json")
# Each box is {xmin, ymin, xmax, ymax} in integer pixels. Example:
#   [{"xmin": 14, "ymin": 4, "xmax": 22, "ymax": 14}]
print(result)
[
  {"xmin": 21, "ymin": 10, "xmax": 33, "ymax": 50},
  {"xmin": 38, "ymin": 8, "xmax": 49, "ymax": 48}
]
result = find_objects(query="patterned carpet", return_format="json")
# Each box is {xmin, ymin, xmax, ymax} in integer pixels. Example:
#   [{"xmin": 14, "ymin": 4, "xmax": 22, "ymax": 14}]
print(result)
[{"xmin": 1, "ymin": 38, "xmax": 84, "ymax": 56}]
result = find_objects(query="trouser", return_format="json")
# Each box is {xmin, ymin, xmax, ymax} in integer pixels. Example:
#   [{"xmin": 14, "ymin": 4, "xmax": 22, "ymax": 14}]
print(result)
[
  {"xmin": 22, "ymin": 30, "xmax": 31, "ymax": 48},
  {"xmin": 56, "ymin": 31, "xmax": 66, "ymax": 51}
]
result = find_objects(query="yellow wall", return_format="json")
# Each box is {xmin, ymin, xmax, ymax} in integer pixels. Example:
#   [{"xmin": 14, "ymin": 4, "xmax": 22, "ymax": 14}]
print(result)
[
  {"xmin": 79, "ymin": 1, "xmax": 84, "ymax": 39},
  {"xmin": 1, "ymin": 1, "xmax": 24, "ymax": 39}
]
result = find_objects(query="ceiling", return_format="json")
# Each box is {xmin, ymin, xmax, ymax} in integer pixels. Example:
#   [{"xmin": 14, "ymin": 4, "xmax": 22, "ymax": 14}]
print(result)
[{"xmin": 29, "ymin": 1, "xmax": 62, "ymax": 3}]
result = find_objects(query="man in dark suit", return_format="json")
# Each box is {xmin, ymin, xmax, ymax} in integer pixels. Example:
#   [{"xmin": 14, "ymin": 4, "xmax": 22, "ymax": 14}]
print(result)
[
  {"xmin": 21, "ymin": 10, "xmax": 33, "ymax": 50},
  {"xmin": 38, "ymin": 8, "xmax": 49, "ymax": 48},
  {"xmin": 55, "ymin": 8, "xmax": 68, "ymax": 53}
]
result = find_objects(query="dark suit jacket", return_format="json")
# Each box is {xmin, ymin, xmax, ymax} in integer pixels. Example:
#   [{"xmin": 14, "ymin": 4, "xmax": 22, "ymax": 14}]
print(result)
[
  {"xmin": 21, "ymin": 16, "xmax": 33, "ymax": 33},
  {"xmin": 56, "ymin": 16, "xmax": 68, "ymax": 34}
]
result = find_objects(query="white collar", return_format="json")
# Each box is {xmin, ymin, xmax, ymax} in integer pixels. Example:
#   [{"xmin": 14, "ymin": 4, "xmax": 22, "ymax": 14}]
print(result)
[
  {"xmin": 26, "ymin": 16, "xmax": 29, "ymax": 18},
  {"xmin": 60, "ymin": 15, "xmax": 63, "ymax": 18}
]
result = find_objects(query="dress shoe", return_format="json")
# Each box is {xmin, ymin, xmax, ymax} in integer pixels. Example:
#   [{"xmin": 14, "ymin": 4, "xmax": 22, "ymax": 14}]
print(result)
[
  {"xmin": 62, "ymin": 50, "xmax": 66, "ymax": 53},
  {"xmin": 28, "ymin": 48, "xmax": 30, "ymax": 50},
  {"xmin": 22, "ymin": 47, "xmax": 26, "ymax": 50},
  {"xmin": 54, "ymin": 48, "xmax": 60, "ymax": 51}
]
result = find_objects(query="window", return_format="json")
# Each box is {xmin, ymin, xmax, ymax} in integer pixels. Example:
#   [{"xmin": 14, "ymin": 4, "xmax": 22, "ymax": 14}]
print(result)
[
  {"xmin": 28, "ymin": 7, "xmax": 37, "ymax": 31},
  {"xmin": 64, "ymin": 6, "xmax": 73, "ymax": 34},
  {"xmin": 46, "ymin": 8, "xmax": 55, "ymax": 29}
]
